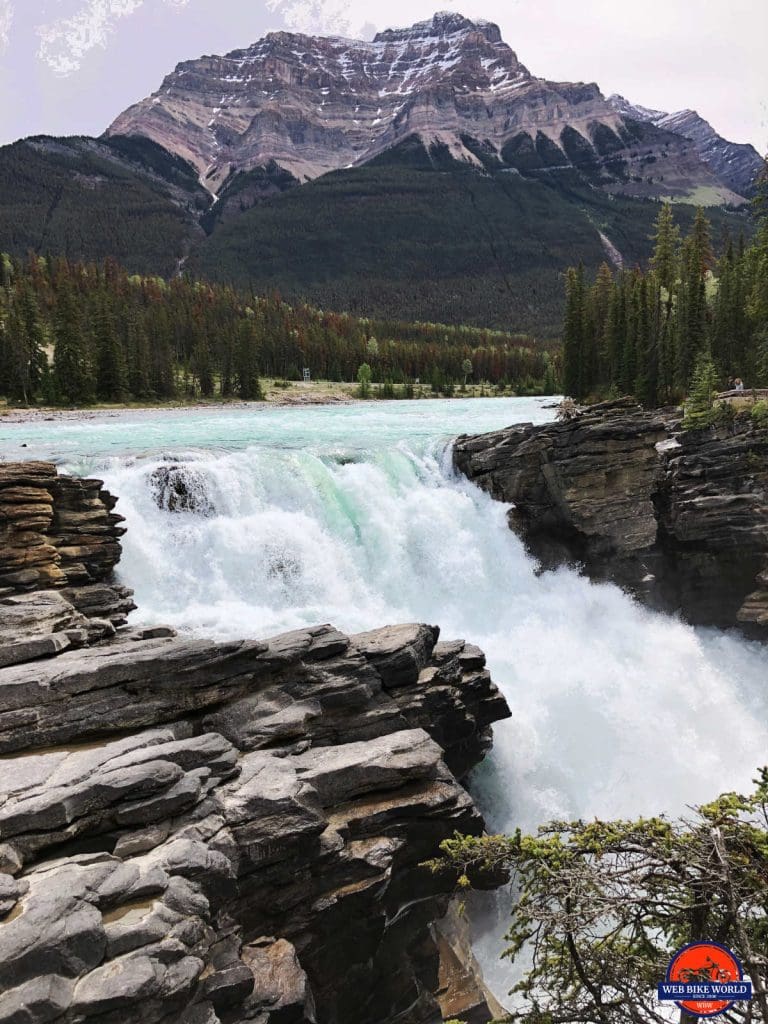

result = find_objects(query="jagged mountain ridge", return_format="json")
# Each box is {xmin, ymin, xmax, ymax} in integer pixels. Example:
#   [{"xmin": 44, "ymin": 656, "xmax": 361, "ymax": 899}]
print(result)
[
  {"xmin": 0, "ymin": 12, "xmax": 757, "ymax": 334},
  {"xmin": 608, "ymin": 94, "xmax": 764, "ymax": 198},
  {"xmin": 106, "ymin": 11, "xmax": 748, "ymax": 205}
]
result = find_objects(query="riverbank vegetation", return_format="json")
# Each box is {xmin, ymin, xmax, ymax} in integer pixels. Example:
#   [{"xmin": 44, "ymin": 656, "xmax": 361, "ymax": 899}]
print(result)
[
  {"xmin": 562, "ymin": 165, "xmax": 768, "ymax": 408},
  {"xmin": 430, "ymin": 769, "xmax": 768, "ymax": 1024},
  {"xmin": 0, "ymin": 254, "xmax": 559, "ymax": 407}
]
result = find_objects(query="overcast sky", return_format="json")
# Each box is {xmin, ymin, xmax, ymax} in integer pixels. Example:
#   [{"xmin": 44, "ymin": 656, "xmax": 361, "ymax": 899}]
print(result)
[{"xmin": 0, "ymin": 0, "xmax": 765, "ymax": 151}]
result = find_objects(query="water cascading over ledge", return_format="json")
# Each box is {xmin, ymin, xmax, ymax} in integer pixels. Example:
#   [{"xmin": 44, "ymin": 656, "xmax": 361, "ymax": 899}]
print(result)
[{"xmin": 0, "ymin": 460, "xmax": 510, "ymax": 1024}]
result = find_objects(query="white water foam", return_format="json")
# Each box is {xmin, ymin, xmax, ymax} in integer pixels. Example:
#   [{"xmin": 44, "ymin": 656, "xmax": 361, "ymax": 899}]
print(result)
[{"xmin": 13, "ymin": 399, "xmax": 765, "ymax": 1003}]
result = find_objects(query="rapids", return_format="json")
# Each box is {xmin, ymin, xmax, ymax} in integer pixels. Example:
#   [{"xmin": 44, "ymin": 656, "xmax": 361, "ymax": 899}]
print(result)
[{"xmin": 4, "ymin": 396, "xmax": 767, "ymax": 1000}]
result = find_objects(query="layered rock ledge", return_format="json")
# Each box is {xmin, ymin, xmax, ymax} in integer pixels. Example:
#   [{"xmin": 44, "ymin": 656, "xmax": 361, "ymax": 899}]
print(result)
[
  {"xmin": 454, "ymin": 398, "xmax": 768, "ymax": 635},
  {"xmin": 0, "ymin": 462, "xmax": 510, "ymax": 1024}
]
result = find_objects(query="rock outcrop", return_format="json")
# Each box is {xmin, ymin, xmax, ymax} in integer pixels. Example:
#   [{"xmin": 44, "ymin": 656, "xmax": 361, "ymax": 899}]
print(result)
[
  {"xmin": 0, "ymin": 462, "xmax": 511, "ymax": 1024},
  {"xmin": 454, "ymin": 398, "xmax": 768, "ymax": 634},
  {"xmin": 106, "ymin": 13, "xmax": 746, "ymax": 206},
  {"xmin": 0, "ymin": 461, "xmax": 135, "ymax": 654}
]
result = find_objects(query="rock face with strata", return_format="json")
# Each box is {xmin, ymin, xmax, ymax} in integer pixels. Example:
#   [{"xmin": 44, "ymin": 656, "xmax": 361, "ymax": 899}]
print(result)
[
  {"xmin": 0, "ymin": 462, "xmax": 510, "ymax": 1024},
  {"xmin": 105, "ymin": 13, "xmax": 745, "ymax": 206},
  {"xmin": 0, "ymin": 462, "xmax": 136, "ymax": 666},
  {"xmin": 454, "ymin": 398, "xmax": 768, "ymax": 634}
]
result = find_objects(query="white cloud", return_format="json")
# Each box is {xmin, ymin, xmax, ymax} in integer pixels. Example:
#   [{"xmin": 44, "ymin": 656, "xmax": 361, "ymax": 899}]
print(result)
[
  {"xmin": 36, "ymin": 0, "xmax": 188, "ymax": 75},
  {"xmin": 266, "ymin": 0, "xmax": 353, "ymax": 37},
  {"xmin": 0, "ymin": 0, "xmax": 13, "ymax": 53}
]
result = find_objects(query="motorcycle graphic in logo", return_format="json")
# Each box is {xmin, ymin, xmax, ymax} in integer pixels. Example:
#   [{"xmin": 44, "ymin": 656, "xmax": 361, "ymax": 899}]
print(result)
[{"xmin": 658, "ymin": 942, "xmax": 753, "ymax": 1018}]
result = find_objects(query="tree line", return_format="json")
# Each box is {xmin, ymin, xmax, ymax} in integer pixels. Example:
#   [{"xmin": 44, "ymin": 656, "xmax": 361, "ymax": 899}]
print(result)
[
  {"xmin": 0, "ymin": 255, "xmax": 559, "ymax": 405},
  {"xmin": 561, "ymin": 167, "xmax": 768, "ymax": 407}
]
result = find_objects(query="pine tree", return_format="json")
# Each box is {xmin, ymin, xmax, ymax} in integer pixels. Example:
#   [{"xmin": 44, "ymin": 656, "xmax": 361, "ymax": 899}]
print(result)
[
  {"xmin": 620, "ymin": 272, "xmax": 640, "ymax": 395},
  {"xmin": 676, "ymin": 216, "xmax": 712, "ymax": 390},
  {"xmin": 191, "ymin": 322, "xmax": 214, "ymax": 397},
  {"xmin": 562, "ymin": 265, "xmax": 586, "ymax": 399},
  {"xmin": 634, "ymin": 276, "xmax": 657, "ymax": 407},
  {"xmin": 683, "ymin": 352, "xmax": 720, "ymax": 429},
  {"xmin": 712, "ymin": 241, "xmax": 736, "ymax": 375},
  {"xmin": 235, "ymin": 320, "xmax": 263, "ymax": 399},
  {"xmin": 94, "ymin": 296, "xmax": 128, "ymax": 401},
  {"xmin": 2, "ymin": 284, "xmax": 47, "ymax": 404},
  {"xmin": 124, "ymin": 310, "xmax": 153, "ymax": 399},
  {"xmin": 649, "ymin": 203, "xmax": 680, "ymax": 291},
  {"xmin": 588, "ymin": 262, "xmax": 613, "ymax": 391},
  {"xmin": 605, "ymin": 274, "xmax": 626, "ymax": 390},
  {"xmin": 53, "ymin": 282, "xmax": 94, "ymax": 405}
]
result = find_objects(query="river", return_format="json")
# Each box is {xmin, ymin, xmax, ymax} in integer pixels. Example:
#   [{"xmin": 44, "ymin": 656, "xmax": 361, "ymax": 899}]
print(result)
[{"xmin": 3, "ymin": 396, "xmax": 767, "ymax": 1000}]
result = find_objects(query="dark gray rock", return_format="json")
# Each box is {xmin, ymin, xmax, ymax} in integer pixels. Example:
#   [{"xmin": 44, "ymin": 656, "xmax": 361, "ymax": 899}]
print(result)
[
  {"xmin": 455, "ymin": 398, "xmax": 768, "ymax": 635},
  {"xmin": 0, "ymin": 975, "xmax": 74, "ymax": 1024}
]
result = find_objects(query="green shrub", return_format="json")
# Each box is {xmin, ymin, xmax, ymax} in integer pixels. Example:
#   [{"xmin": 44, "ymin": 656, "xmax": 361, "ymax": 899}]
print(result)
[{"xmin": 751, "ymin": 400, "xmax": 768, "ymax": 427}]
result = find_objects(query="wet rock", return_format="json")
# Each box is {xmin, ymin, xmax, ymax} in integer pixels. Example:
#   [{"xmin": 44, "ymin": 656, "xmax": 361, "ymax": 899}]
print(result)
[
  {"xmin": 149, "ymin": 465, "xmax": 216, "ymax": 516},
  {"xmin": 0, "ymin": 463, "xmax": 133, "ymax": 656},
  {"xmin": 353, "ymin": 624, "xmax": 439, "ymax": 688},
  {"xmin": 0, "ymin": 618, "xmax": 508, "ymax": 1024},
  {"xmin": 454, "ymin": 398, "xmax": 666, "ymax": 559}
]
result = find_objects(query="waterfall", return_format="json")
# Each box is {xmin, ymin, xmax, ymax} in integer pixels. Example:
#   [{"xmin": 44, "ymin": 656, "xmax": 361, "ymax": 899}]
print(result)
[
  {"xmin": 12, "ymin": 398, "xmax": 767, "ymax": 1005},
  {"xmin": 97, "ymin": 439, "xmax": 768, "ymax": 828}
]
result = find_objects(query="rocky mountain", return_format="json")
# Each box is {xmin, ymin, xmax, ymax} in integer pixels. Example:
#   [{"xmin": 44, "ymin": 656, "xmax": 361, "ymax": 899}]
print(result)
[
  {"xmin": 0, "ymin": 13, "xmax": 758, "ymax": 333},
  {"xmin": 0, "ymin": 461, "xmax": 510, "ymax": 1024},
  {"xmin": 107, "ymin": 12, "xmax": 748, "ymax": 206},
  {"xmin": 608, "ymin": 94, "xmax": 764, "ymax": 199}
]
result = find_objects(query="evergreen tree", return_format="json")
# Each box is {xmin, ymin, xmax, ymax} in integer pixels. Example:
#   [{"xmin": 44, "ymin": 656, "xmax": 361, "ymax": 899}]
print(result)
[
  {"xmin": 649, "ymin": 203, "xmax": 679, "ymax": 291},
  {"xmin": 683, "ymin": 352, "xmax": 720, "ymax": 429},
  {"xmin": 542, "ymin": 352, "xmax": 557, "ymax": 394},
  {"xmin": 604, "ymin": 273, "xmax": 627, "ymax": 390},
  {"xmin": 676, "ymin": 235, "xmax": 710, "ymax": 389},
  {"xmin": 94, "ymin": 296, "xmax": 128, "ymax": 401},
  {"xmin": 191, "ymin": 327, "xmax": 214, "ymax": 397},
  {"xmin": 53, "ymin": 282, "xmax": 94, "ymax": 404},
  {"xmin": 592, "ymin": 263, "xmax": 614, "ymax": 387},
  {"xmin": 125, "ymin": 310, "xmax": 153, "ymax": 399},
  {"xmin": 562, "ymin": 265, "xmax": 585, "ymax": 399},
  {"xmin": 633, "ymin": 276, "xmax": 657, "ymax": 407},
  {"xmin": 1, "ymin": 284, "xmax": 47, "ymax": 404},
  {"xmin": 235, "ymin": 320, "xmax": 263, "ymax": 399}
]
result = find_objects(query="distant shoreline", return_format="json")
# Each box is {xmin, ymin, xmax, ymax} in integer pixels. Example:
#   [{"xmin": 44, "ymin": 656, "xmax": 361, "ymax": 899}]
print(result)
[
  {"xmin": 0, "ymin": 396, "xmax": 354, "ymax": 426},
  {"xmin": 0, "ymin": 382, "xmax": 534, "ymax": 426}
]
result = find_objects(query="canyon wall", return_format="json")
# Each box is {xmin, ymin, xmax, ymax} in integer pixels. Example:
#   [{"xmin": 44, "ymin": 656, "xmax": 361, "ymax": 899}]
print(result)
[
  {"xmin": 0, "ymin": 463, "xmax": 510, "ymax": 1024},
  {"xmin": 454, "ymin": 398, "xmax": 768, "ymax": 635}
]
